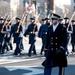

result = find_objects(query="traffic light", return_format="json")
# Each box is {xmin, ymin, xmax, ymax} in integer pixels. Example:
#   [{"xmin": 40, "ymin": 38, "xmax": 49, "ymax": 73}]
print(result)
[{"xmin": 44, "ymin": 2, "xmax": 47, "ymax": 12}]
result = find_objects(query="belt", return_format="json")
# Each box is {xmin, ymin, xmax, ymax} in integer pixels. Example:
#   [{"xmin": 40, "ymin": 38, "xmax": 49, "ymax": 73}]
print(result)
[{"xmin": 43, "ymin": 32, "xmax": 47, "ymax": 34}]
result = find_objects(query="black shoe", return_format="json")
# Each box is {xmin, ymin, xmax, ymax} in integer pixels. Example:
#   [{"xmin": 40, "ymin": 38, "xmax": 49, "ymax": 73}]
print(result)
[
  {"xmin": 10, "ymin": 48, "xmax": 13, "ymax": 50},
  {"xmin": 1, "ymin": 51, "xmax": 5, "ymax": 54},
  {"xmin": 28, "ymin": 54, "xmax": 31, "ymax": 57},
  {"xmin": 40, "ymin": 52, "xmax": 42, "ymax": 55},
  {"xmin": 71, "ymin": 51, "xmax": 73, "ymax": 54},
  {"xmin": 13, "ymin": 53, "xmax": 18, "ymax": 55},
  {"xmin": 33, "ymin": 53, "xmax": 37, "ymax": 56},
  {"xmin": 1, "ymin": 52, "xmax": 4, "ymax": 54},
  {"xmin": 7, "ymin": 49, "xmax": 9, "ymax": 51}
]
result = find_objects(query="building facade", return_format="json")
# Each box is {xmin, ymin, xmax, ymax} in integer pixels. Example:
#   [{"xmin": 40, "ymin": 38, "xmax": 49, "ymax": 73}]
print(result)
[
  {"xmin": 54, "ymin": 0, "xmax": 75, "ymax": 18},
  {"xmin": 0, "ymin": 0, "xmax": 75, "ymax": 19}
]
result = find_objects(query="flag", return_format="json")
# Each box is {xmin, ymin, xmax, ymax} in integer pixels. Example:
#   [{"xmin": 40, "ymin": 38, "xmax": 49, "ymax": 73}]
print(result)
[
  {"xmin": 29, "ymin": 4, "xmax": 35, "ymax": 12},
  {"xmin": 24, "ymin": 2, "xmax": 29, "ymax": 14}
]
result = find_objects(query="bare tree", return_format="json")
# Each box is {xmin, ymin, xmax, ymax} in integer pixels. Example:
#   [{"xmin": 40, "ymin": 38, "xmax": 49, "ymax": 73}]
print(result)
[{"xmin": 0, "ymin": 1, "xmax": 10, "ymax": 17}]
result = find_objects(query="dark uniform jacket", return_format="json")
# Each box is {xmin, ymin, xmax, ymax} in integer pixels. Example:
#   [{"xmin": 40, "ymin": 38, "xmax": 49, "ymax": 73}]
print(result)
[
  {"xmin": 38, "ymin": 24, "xmax": 43, "ymax": 38},
  {"xmin": 63, "ymin": 23, "xmax": 69, "ymax": 39},
  {"xmin": 42, "ymin": 24, "xmax": 67, "ymax": 68},
  {"xmin": 0, "ymin": 23, "xmax": 5, "ymax": 37},
  {"xmin": 63, "ymin": 23, "xmax": 68, "ymax": 29},
  {"xmin": 71, "ymin": 25, "xmax": 75, "ymax": 44},
  {"xmin": 24, "ymin": 23, "xmax": 37, "ymax": 44},
  {"xmin": 11, "ymin": 23, "xmax": 23, "ymax": 43},
  {"xmin": 38, "ymin": 24, "xmax": 49, "ymax": 43},
  {"xmin": 2, "ymin": 24, "xmax": 12, "ymax": 44}
]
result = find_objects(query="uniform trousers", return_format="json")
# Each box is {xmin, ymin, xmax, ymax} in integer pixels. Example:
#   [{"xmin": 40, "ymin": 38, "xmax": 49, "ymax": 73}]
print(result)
[
  {"xmin": 28, "ymin": 42, "xmax": 36, "ymax": 56},
  {"xmin": 44, "ymin": 60, "xmax": 65, "ymax": 75},
  {"xmin": 14, "ymin": 37, "xmax": 22, "ymax": 55}
]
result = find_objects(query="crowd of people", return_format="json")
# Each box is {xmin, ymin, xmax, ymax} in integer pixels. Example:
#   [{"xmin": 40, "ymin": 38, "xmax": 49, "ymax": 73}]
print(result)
[
  {"xmin": 0, "ymin": 13, "xmax": 75, "ymax": 75},
  {"xmin": 0, "ymin": 14, "xmax": 75, "ymax": 57}
]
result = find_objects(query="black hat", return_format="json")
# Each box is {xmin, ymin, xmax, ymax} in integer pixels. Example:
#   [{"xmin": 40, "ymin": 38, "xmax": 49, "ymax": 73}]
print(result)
[
  {"xmin": 59, "ymin": 18, "xmax": 63, "ymax": 21},
  {"xmin": 41, "ymin": 19, "xmax": 45, "ymax": 21},
  {"xmin": 7, "ymin": 19, "xmax": 10, "ymax": 22},
  {"xmin": 45, "ymin": 18, "xmax": 50, "ymax": 20},
  {"xmin": 71, "ymin": 20, "xmax": 75, "ymax": 22},
  {"xmin": 0, "ymin": 18, "xmax": 4, "ymax": 20},
  {"xmin": 64, "ymin": 17, "xmax": 69, "ymax": 20},
  {"xmin": 30, "ymin": 18, "xmax": 35, "ymax": 21},
  {"xmin": 51, "ymin": 13, "xmax": 61, "ymax": 20},
  {"xmin": 15, "ymin": 17, "xmax": 21, "ymax": 20}
]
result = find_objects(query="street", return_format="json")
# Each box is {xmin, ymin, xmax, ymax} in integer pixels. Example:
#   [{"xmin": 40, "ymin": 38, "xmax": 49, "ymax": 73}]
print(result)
[
  {"xmin": 0, "ymin": 37, "xmax": 75, "ymax": 75},
  {"xmin": 0, "ymin": 0, "xmax": 75, "ymax": 75}
]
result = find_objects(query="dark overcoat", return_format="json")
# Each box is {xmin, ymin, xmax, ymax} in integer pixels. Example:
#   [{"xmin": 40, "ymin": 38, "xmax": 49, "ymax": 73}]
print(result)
[
  {"xmin": 11, "ymin": 23, "xmax": 23, "ymax": 43},
  {"xmin": 0, "ymin": 23, "xmax": 5, "ymax": 41},
  {"xmin": 24, "ymin": 23, "xmax": 38, "ymax": 44},
  {"xmin": 42, "ymin": 24, "xmax": 67, "ymax": 68},
  {"xmin": 38, "ymin": 24, "xmax": 49, "ymax": 44},
  {"xmin": 71, "ymin": 25, "xmax": 75, "ymax": 44},
  {"xmin": 38, "ymin": 25, "xmax": 43, "ymax": 38}
]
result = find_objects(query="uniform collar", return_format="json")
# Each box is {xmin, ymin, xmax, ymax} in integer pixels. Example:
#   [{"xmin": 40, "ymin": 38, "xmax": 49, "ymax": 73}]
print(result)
[{"xmin": 53, "ymin": 23, "xmax": 59, "ymax": 32}]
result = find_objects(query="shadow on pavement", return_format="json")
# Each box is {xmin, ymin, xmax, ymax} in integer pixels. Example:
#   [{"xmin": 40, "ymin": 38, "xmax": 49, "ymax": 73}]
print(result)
[{"xmin": 0, "ymin": 65, "xmax": 75, "ymax": 75}]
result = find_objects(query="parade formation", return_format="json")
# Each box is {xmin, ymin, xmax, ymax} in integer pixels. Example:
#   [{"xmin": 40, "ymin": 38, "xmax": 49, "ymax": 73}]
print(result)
[
  {"xmin": 0, "ymin": 11, "xmax": 75, "ymax": 75},
  {"xmin": 0, "ymin": 0, "xmax": 75, "ymax": 75},
  {"xmin": 0, "ymin": 13, "xmax": 74, "ymax": 56}
]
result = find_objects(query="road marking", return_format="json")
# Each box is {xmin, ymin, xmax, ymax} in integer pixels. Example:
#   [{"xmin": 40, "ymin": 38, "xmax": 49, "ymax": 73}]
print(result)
[
  {"xmin": 23, "ymin": 68, "xmax": 43, "ymax": 75},
  {"xmin": 5, "ymin": 66, "xmax": 44, "ymax": 75},
  {"xmin": 0, "ymin": 58, "xmax": 42, "ymax": 65}
]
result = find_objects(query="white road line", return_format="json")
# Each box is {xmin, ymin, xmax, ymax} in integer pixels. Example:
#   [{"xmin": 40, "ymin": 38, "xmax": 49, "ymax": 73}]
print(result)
[
  {"xmin": 5, "ymin": 66, "xmax": 43, "ymax": 68},
  {"xmin": 0, "ymin": 58, "xmax": 41, "ymax": 65}
]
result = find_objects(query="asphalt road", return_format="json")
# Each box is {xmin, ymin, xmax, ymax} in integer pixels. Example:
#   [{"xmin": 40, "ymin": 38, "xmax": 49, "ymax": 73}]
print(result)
[{"xmin": 0, "ymin": 37, "xmax": 75, "ymax": 75}]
